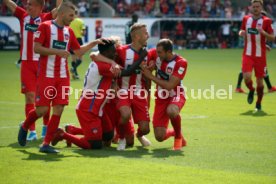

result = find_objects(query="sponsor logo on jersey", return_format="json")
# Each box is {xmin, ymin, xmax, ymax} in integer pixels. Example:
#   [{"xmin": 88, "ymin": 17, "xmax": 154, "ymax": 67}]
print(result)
[
  {"xmin": 25, "ymin": 23, "xmax": 39, "ymax": 32},
  {"xmin": 247, "ymin": 28, "xmax": 259, "ymax": 35},
  {"xmin": 53, "ymin": 40, "xmax": 67, "ymax": 50}
]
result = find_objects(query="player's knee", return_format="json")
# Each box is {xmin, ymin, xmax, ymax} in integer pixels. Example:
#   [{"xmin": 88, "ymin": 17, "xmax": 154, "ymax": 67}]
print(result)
[
  {"xmin": 167, "ymin": 109, "xmax": 178, "ymax": 119},
  {"xmin": 88, "ymin": 140, "xmax": 103, "ymax": 149},
  {"xmin": 120, "ymin": 111, "xmax": 131, "ymax": 124},
  {"xmin": 140, "ymin": 128, "xmax": 150, "ymax": 135},
  {"xmin": 102, "ymin": 131, "xmax": 114, "ymax": 142},
  {"xmin": 155, "ymin": 134, "xmax": 165, "ymax": 142},
  {"xmin": 25, "ymin": 92, "xmax": 35, "ymax": 104}
]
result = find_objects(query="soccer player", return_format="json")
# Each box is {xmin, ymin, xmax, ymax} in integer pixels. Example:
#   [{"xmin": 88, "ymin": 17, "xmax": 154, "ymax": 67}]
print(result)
[
  {"xmin": 92, "ymin": 24, "xmax": 152, "ymax": 150},
  {"xmin": 3, "ymin": 0, "xmax": 63, "ymax": 141},
  {"xmin": 69, "ymin": 10, "xmax": 86, "ymax": 79},
  {"xmin": 239, "ymin": 0, "xmax": 275, "ymax": 110},
  {"xmin": 141, "ymin": 39, "xmax": 187, "ymax": 150},
  {"xmin": 17, "ymin": 1, "xmax": 104, "ymax": 153},
  {"xmin": 235, "ymin": 10, "xmax": 276, "ymax": 93},
  {"xmin": 50, "ymin": 39, "xmax": 148, "ymax": 150}
]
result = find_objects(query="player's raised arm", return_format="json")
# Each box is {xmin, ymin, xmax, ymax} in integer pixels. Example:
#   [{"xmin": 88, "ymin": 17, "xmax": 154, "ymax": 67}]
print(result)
[
  {"xmin": 51, "ymin": 0, "xmax": 63, "ymax": 18},
  {"xmin": 3, "ymin": 0, "xmax": 17, "ymax": 14},
  {"xmin": 73, "ymin": 39, "xmax": 104, "ymax": 58}
]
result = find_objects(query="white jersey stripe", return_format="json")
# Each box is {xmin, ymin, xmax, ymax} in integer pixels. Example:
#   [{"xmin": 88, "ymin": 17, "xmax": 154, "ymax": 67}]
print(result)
[
  {"xmin": 122, "ymin": 49, "xmax": 134, "ymax": 91},
  {"xmin": 256, "ymin": 19, "xmax": 263, "ymax": 57},
  {"xmin": 60, "ymin": 27, "xmax": 69, "ymax": 78},
  {"xmin": 246, "ymin": 17, "xmax": 253, "ymax": 56},
  {"xmin": 21, "ymin": 16, "xmax": 30, "ymax": 60},
  {"xmin": 46, "ymin": 24, "xmax": 57, "ymax": 78}
]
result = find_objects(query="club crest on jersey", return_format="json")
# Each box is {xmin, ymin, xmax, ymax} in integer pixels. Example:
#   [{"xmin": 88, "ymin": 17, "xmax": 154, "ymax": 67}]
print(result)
[
  {"xmin": 178, "ymin": 67, "xmax": 185, "ymax": 74},
  {"xmin": 34, "ymin": 31, "xmax": 41, "ymax": 38},
  {"xmin": 64, "ymin": 34, "xmax": 69, "ymax": 40},
  {"xmin": 92, "ymin": 128, "xmax": 98, "ymax": 134},
  {"xmin": 166, "ymin": 67, "xmax": 173, "ymax": 74}
]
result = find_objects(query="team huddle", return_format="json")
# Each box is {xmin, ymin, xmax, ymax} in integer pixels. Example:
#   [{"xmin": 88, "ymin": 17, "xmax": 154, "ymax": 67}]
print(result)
[{"xmin": 3, "ymin": 0, "xmax": 274, "ymax": 153}]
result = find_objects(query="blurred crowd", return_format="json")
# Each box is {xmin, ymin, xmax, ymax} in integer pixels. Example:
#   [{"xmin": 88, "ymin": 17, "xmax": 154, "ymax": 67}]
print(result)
[
  {"xmin": 106, "ymin": 0, "xmax": 275, "ymax": 18},
  {"xmin": 1, "ymin": 0, "xmax": 100, "ymax": 17},
  {"xmin": 1, "ymin": 0, "xmax": 275, "ymax": 18}
]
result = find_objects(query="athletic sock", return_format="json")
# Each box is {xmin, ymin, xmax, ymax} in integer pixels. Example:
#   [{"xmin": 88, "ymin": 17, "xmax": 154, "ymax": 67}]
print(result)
[
  {"xmin": 264, "ymin": 75, "xmax": 272, "ymax": 89},
  {"xmin": 164, "ymin": 128, "xmax": 175, "ymax": 140},
  {"xmin": 236, "ymin": 72, "xmax": 243, "ymax": 88},
  {"xmin": 63, "ymin": 132, "xmax": 91, "ymax": 149},
  {"xmin": 171, "ymin": 115, "xmax": 182, "ymax": 139},
  {"xmin": 245, "ymin": 80, "xmax": 255, "ymax": 91},
  {"xmin": 256, "ymin": 86, "xmax": 264, "ymax": 104},
  {"xmin": 43, "ymin": 115, "xmax": 61, "ymax": 145},
  {"xmin": 43, "ymin": 106, "xmax": 50, "ymax": 126},
  {"xmin": 22, "ymin": 109, "xmax": 39, "ymax": 130},
  {"xmin": 25, "ymin": 104, "xmax": 35, "ymax": 131}
]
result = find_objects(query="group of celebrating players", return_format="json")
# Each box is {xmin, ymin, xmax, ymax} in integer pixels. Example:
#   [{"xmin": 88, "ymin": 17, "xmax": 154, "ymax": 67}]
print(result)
[{"xmin": 3, "ymin": 0, "xmax": 274, "ymax": 153}]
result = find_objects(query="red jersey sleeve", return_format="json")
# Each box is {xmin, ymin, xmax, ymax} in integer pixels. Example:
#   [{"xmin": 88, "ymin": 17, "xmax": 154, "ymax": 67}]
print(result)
[
  {"xmin": 34, "ymin": 23, "xmax": 47, "ymax": 45},
  {"xmin": 69, "ymin": 28, "xmax": 81, "ymax": 51},
  {"xmin": 14, "ymin": 6, "xmax": 26, "ymax": 20},
  {"xmin": 41, "ymin": 12, "xmax": 53, "ymax": 21},
  {"xmin": 172, "ymin": 58, "xmax": 188, "ymax": 80},
  {"xmin": 147, "ymin": 48, "xmax": 157, "ymax": 65},
  {"xmin": 241, "ymin": 16, "xmax": 247, "ymax": 31},
  {"xmin": 96, "ymin": 62, "xmax": 115, "ymax": 77},
  {"xmin": 264, "ymin": 18, "xmax": 274, "ymax": 34}
]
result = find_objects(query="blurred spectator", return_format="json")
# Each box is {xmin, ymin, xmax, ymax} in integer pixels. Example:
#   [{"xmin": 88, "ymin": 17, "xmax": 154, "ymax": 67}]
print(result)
[
  {"xmin": 78, "ymin": 0, "xmax": 90, "ymax": 17},
  {"xmin": 91, "ymin": 0, "xmax": 99, "ymax": 17},
  {"xmin": 197, "ymin": 30, "xmax": 206, "ymax": 49}
]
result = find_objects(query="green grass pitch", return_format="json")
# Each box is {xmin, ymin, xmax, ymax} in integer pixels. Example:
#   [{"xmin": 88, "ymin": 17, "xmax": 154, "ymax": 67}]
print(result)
[{"xmin": 0, "ymin": 49, "xmax": 275, "ymax": 183}]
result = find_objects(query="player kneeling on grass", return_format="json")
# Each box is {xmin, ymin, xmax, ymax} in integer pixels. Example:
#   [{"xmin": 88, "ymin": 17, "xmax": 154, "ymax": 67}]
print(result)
[
  {"xmin": 141, "ymin": 39, "xmax": 187, "ymax": 150},
  {"xmin": 17, "ymin": 1, "xmax": 106, "ymax": 153},
  {"xmin": 50, "ymin": 39, "xmax": 148, "ymax": 150}
]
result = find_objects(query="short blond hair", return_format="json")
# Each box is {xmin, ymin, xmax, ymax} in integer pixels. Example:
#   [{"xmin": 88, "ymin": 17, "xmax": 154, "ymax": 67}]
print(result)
[
  {"xmin": 130, "ymin": 23, "xmax": 146, "ymax": 38},
  {"xmin": 251, "ymin": 0, "xmax": 263, "ymax": 5}
]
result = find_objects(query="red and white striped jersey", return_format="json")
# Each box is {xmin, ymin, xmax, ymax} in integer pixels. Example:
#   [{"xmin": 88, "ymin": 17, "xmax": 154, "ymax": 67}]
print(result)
[
  {"xmin": 14, "ymin": 6, "xmax": 52, "ymax": 61},
  {"xmin": 155, "ymin": 55, "xmax": 188, "ymax": 98},
  {"xmin": 34, "ymin": 20, "xmax": 80, "ymax": 78},
  {"xmin": 116, "ymin": 45, "xmax": 156, "ymax": 94},
  {"xmin": 76, "ymin": 61, "xmax": 115, "ymax": 116},
  {"xmin": 241, "ymin": 15, "xmax": 274, "ymax": 58}
]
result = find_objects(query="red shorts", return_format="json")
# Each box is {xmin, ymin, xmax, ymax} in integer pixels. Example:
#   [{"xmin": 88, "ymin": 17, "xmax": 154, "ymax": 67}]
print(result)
[
  {"xmin": 103, "ymin": 99, "xmax": 134, "ymax": 136},
  {"xmin": 153, "ymin": 95, "xmax": 186, "ymax": 128},
  {"xmin": 76, "ymin": 110, "xmax": 102, "ymax": 141},
  {"xmin": 21, "ymin": 60, "xmax": 38, "ymax": 93},
  {"xmin": 116, "ymin": 94, "xmax": 150, "ymax": 124},
  {"xmin": 242, "ymin": 55, "xmax": 266, "ymax": 78},
  {"xmin": 35, "ymin": 76, "xmax": 70, "ymax": 106}
]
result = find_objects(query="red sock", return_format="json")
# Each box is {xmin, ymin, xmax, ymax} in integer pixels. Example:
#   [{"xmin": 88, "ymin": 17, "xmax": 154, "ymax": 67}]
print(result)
[
  {"xmin": 43, "ymin": 115, "xmax": 61, "ymax": 145},
  {"xmin": 171, "ymin": 115, "xmax": 182, "ymax": 139},
  {"xmin": 164, "ymin": 128, "xmax": 175, "ymax": 140},
  {"xmin": 67, "ymin": 125, "xmax": 83, "ymax": 135},
  {"xmin": 43, "ymin": 106, "xmax": 50, "ymax": 126},
  {"xmin": 116, "ymin": 124, "xmax": 125, "ymax": 139},
  {"xmin": 136, "ymin": 128, "xmax": 144, "ymax": 137},
  {"xmin": 256, "ymin": 86, "xmax": 264, "ymax": 104},
  {"xmin": 245, "ymin": 80, "xmax": 255, "ymax": 91},
  {"xmin": 22, "ymin": 109, "xmax": 39, "ymax": 130},
  {"xmin": 63, "ymin": 132, "xmax": 91, "ymax": 149},
  {"xmin": 25, "ymin": 104, "xmax": 36, "ymax": 131}
]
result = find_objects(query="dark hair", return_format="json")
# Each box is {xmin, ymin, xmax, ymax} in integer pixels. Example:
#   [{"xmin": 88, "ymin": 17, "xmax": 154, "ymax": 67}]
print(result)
[
  {"xmin": 157, "ymin": 39, "xmax": 173, "ymax": 52},
  {"xmin": 98, "ymin": 39, "xmax": 115, "ymax": 54}
]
